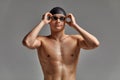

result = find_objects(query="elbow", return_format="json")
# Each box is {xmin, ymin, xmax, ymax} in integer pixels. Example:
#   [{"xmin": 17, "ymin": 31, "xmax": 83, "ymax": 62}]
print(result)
[
  {"xmin": 22, "ymin": 39, "xmax": 28, "ymax": 47},
  {"xmin": 96, "ymin": 41, "xmax": 100, "ymax": 47},
  {"xmin": 95, "ymin": 39, "xmax": 100, "ymax": 47},
  {"xmin": 83, "ymin": 41, "xmax": 100, "ymax": 50},
  {"xmin": 22, "ymin": 39, "xmax": 36, "ymax": 49},
  {"xmin": 22, "ymin": 39, "xmax": 30, "ymax": 47},
  {"xmin": 88, "ymin": 41, "xmax": 100, "ymax": 49},
  {"xmin": 93, "ymin": 41, "xmax": 100, "ymax": 48},
  {"xmin": 22, "ymin": 40, "xmax": 35, "ymax": 49},
  {"xmin": 22, "ymin": 37, "xmax": 32, "ymax": 47}
]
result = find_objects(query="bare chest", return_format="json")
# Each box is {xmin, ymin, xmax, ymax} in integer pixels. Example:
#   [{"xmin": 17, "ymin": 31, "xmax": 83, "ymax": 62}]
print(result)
[{"xmin": 37, "ymin": 38, "xmax": 80, "ymax": 64}]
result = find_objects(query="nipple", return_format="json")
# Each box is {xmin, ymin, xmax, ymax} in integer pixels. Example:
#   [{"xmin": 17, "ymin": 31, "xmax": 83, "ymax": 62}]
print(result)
[{"xmin": 71, "ymin": 54, "xmax": 74, "ymax": 57}]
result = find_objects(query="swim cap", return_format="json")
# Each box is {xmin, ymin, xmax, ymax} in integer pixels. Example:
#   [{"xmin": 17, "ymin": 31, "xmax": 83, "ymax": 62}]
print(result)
[{"xmin": 50, "ymin": 7, "xmax": 66, "ymax": 16}]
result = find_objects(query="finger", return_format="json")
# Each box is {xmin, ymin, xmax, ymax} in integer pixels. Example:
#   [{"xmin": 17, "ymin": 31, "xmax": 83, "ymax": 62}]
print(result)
[
  {"xmin": 66, "ymin": 14, "xmax": 72, "ymax": 22},
  {"xmin": 47, "ymin": 12, "xmax": 53, "ymax": 17},
  {"xmin": 46, "ymin": 12, "xmax": 53, "ymax": 23},
  {"xmin": 45, "ymin": 12, "xmax": 52, "ymax": 20},
  {"xmin": 67, "ymin": 13, "xmax": 73, "ymax": 20},
  {"xmin": 66, "ymin": 14, "xmax": 70, "ymax": 18},
  {"xmin": 42, "ymin": 12, "xmax": 49, "ymax": 19},
  {"xmin": 46, "ymin": 12, "xmax": 52, "ymax": 17},
  {"xmin": 48, "ymin": 14, "xmax": 52, "ymax": 20},
  {"xmin": 42, "ymin": 14, "xmax": 45, "ymax": 20},
  {"xmin": 67, "ymin": 13, "xmax": 72, "ymax": 17},
  {"xmin": 44, "ymin": 13, "xmax": 48, "ymax": 19}
]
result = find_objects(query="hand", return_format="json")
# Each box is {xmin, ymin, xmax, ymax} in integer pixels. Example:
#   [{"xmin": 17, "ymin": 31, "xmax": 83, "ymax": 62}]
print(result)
[
  {"xmin": 66, "ymin": 13, "xmax": 77, "ymax": 27},
  {"xmin": 42, "ymin": 12, "xmax": 52, "ymax": 24}
]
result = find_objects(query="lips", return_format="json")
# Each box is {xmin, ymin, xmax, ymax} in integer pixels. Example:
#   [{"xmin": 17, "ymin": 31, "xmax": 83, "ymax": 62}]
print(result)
[
  {"xmin": 55, "ymin": 24, "xmax": 61, "ymax": 27},
  {"xmin": 56, "ymin": 25, "xmax": 61, "ymax": 26}
]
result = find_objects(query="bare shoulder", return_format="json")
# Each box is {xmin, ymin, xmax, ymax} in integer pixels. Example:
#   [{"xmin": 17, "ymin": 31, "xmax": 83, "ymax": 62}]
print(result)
[
  {"xmin": 37, "ymin": 35, "xmax": 49, "ymax": 40},
  {"xmin": 69, "ymin": 34, "xmax": 84, "ymax": 41},
  {"xmin": 37, "ymin": 35, "xmax": 52, "ymax": 43}
]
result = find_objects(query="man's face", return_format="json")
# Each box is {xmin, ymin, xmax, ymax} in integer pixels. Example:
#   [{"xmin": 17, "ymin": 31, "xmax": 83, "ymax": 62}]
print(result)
[{"xmin": 49, "ymin": 14, "xmax": 66, "ymax": 32}]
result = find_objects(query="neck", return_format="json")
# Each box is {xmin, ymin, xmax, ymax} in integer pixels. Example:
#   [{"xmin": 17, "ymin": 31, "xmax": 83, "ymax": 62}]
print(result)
[{"xmin": 50, "ymin": 30, "xmax": 66, "ymax": 41}]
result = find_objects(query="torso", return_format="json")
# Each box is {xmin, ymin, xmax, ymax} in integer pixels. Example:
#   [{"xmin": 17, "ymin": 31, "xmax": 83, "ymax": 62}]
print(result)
[{"xmin": 37, "ymin": 35, "xmax": 81, "ymax": 80}]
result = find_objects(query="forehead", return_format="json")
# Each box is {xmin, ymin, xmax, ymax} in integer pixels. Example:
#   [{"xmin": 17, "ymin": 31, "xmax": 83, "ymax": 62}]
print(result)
[{"xmin": 53, "ymin": 14, "xmax": 65, "ymax": 17}]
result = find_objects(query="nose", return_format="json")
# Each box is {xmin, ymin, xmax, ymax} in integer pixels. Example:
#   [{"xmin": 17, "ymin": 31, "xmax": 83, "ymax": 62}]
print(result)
[{"xmin": 56, "ymin": 18, "xmax": 61, "ymax": 23}]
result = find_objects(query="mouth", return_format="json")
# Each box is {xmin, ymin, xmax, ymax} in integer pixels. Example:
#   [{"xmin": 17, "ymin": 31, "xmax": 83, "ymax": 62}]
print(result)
[{"xmin": 55, "ymin": 24, "xmax": 61, "ymax": 27}]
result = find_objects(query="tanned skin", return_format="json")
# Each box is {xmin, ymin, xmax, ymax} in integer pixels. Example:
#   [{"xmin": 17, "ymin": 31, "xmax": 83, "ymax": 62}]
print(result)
[{"xmin": 22, "ymin": 12, "xmax": 100, "ymax": 80}]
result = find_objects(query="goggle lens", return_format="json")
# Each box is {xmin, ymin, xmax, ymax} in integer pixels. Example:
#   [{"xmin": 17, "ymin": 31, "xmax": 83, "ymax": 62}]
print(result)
[{"xmin": 52, "ymin": 16, "xmax": 65, "ymax": 21}]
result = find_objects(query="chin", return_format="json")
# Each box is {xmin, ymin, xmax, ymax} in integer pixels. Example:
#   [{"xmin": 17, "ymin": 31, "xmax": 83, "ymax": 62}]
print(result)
[
  {"xmin": 56, "ymin": 25, "xmax": 64, "ymax": 28},
  {"xmin": 56, "ymin": 27, "xmax": 63, "ymax": 30},
  {"xmin": 56, "ymin": 26, "xmax": 64, "ymax": 30},
  {"xmin": 53, "ymin": 28, "xmax": 64, "ymax": 32}
]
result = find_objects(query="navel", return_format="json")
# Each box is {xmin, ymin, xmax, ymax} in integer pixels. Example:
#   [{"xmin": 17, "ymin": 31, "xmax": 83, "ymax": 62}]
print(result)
[{"xmin": 47, "ymin": 55, "xmax": 50, "ymax": 57}]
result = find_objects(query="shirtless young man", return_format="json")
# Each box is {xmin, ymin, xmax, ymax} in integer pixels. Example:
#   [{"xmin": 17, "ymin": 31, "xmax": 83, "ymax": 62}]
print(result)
[{"xmin": 22, "ymin": 7, "xmax": 100, "ymax": 80}]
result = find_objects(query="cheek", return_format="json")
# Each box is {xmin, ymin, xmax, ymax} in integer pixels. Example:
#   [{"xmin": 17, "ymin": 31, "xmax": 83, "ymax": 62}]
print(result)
[
  {"xmin": 62, "ymin": 22, "xmax": 65, "ymax": 26},
  {"xmin": 49, "ymin": 21, "xmax": 65, "ymax": 27},
  {"xmin": 49, "ymin": 22, "xmax": 55, "ymax": 26}
]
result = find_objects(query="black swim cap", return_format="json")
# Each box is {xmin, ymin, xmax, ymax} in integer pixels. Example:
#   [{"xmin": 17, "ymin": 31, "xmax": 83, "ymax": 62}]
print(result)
[{"xmin": 50, "ymin": 7, "xmax": 66, "ymax": 16}]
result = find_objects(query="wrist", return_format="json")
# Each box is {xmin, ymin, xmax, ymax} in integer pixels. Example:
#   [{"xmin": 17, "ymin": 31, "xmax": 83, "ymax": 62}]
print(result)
[
  {"xmin": 72, "ymin": 23, "xmax": 78, "ymax": 28},
  {"xmin": 40, "ymin": 20, "xmax": 46, "ymax": 25}
]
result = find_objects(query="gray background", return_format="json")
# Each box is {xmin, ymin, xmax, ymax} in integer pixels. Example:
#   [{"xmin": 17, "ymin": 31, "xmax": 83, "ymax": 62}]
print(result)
[{"xmin": 0, "ymin": 0, "xmax": 120, "ymax": 80}]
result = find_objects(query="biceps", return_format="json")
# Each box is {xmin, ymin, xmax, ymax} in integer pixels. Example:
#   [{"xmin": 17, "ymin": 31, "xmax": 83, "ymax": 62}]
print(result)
[
  {"xmin": 80, "ymin": 40, "xmax": 89, "ymax": 49},
  {"xmin": 32, "ymin": 39, "xmax": 41, "ymax": 48},
  {"xmin": 80, "ymin": 39, "xmax": 96, "ymax": 50},
  {"xmin": 25, "ymin": 39, "xmax": 41, "ymax": 49},
  {"xmin": 77, "ymin": 35, "xmax": 89, "ymax": 49}
]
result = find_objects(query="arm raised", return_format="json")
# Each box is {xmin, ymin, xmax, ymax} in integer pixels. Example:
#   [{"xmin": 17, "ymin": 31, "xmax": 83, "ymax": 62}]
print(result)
[
  {"xmin": 66, "ymin": 13, "xmax": 100, "ymax": 50},
  {"xmin": 22, "ymin": 12, "xmax": 52, "ymax": 49}
]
